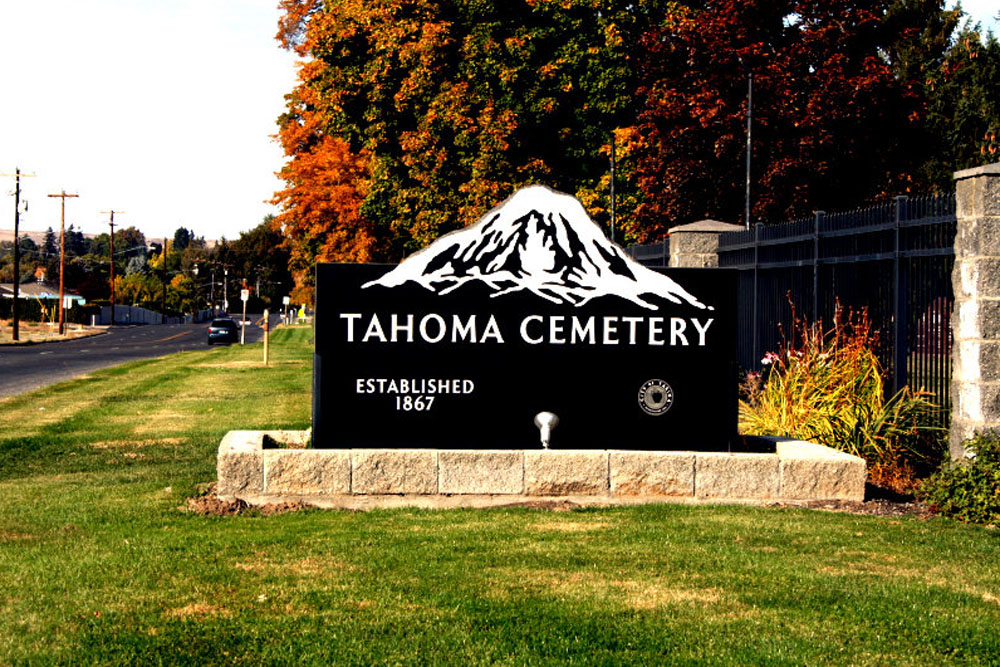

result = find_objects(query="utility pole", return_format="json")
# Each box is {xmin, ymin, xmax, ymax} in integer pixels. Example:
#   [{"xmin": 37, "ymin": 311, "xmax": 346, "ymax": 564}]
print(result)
[
  {"xmin": 2, "ymin": 169, "xmax": 36, "ymax": 341},
  {"xmin": 610, "ymin": 133, "xmax": 617, "ymax": 244},
  {"xmin": 745, "ymin": 72, "xmax": 753, "ymax": 230},
  {"xmin": 101, "ymin": 210, "xmax": 123, "ymax": 326},
  {"xmin": 47, "ymin": 190, "xmax": 78, "ymax": 335},
  {"xmin": 161, "ymin": 237, "xmax": 167, "ymax": 324}
]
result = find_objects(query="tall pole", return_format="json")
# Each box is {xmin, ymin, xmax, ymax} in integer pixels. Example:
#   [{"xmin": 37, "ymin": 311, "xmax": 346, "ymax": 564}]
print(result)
[
  {"xmin": 224, "ymin": 267, "xmax": 229, "ymax": 313},
  {"xmin": 745, "ymin": 72, "xmax": 753, "ymax": 230},
  {"xmin": 12, "ymin": 170, "xmax": 23, "ymax": 341},
  {"xmin": 210, "ymin": 267, "xmax": 216, "ymax": 316},
  {"xmin": 48, "ymin": 190, "xmax": 78, "ymax": 335},
  {"xmin": 102, "ymin": 210, "xmax": 123, "ymax": 326},
  {"xmin": 610, "ymin": 133, "xmax": 617, "ymax": 244},
  {"xmin": 161, "ymin": 237, "xmax": 168, "ymax": 324},
  {"xmin": 2, "ymin": 168, "xmax": 35, "ymax": 341}
]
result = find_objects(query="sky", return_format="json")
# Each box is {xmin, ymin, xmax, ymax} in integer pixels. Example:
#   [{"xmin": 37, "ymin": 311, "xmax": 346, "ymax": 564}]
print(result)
[
  {"xmin": 950, "ymin": 0, "xmax": 1000, "ymax": 35},
  {"xmin": 1, "ymin": 1, "xmax": 997, "ymax": 244},
  {"xmin": 0, "ymin": 0, "xmax": 298, "ymax": 242}
]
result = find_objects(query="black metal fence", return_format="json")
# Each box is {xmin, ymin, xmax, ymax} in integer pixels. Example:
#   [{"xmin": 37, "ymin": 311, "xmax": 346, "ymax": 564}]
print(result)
[{"xmin": 628, "ymin": 194, "xmax": 957, "ymax": 418}]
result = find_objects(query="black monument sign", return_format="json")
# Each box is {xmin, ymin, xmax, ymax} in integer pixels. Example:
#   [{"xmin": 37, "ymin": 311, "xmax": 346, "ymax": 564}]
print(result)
[{"xmin": 313, "ymin": 186, "xmax": 737, "ymax": 450}]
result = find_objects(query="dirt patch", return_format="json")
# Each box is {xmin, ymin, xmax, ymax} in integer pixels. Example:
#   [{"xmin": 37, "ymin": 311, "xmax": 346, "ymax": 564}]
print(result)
[
  {"xmin": 770, "ymin": 499, "xmax": 935, "ymax": 518},
  {"xmin": 185, "ymin": 495, "xmax": 308, "ymax": 517},
  {"xmin": 185, "ymin": 494, "xmax": 249, "ymax": 516},
  {"xmin": 91, "ymin": 438, "xmax": 184, "ymax": 450},
  {"xmin": 0, "ymin": 322, "xmax": 105, "ymax": 345},
  {"xmin": 494, "ymin": 499, "xmax": 581, "ymax": 512},
  {"xmin": 184, "ymin": 485, "xmax": 307, "ymax": 517}
]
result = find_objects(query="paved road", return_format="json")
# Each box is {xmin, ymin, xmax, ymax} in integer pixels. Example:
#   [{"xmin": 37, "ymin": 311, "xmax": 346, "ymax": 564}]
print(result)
[{"xmin": 0, "ymin": 315, "xmax": 276, "ymax": 399}]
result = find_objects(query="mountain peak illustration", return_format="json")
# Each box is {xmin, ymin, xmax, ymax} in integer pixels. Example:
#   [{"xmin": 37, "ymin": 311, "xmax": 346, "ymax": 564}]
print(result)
[{"xmin": 363, "ymin": 185, "xmax": 711, "ymax": 311}]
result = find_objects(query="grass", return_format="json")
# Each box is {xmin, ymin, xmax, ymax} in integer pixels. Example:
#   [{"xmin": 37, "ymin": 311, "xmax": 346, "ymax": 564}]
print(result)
[{"xmin": 1, "ymin": 326, "xmax": 999, "ymax": 664}]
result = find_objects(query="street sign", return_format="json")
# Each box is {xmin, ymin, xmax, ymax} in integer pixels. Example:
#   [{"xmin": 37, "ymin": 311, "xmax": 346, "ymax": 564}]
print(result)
[
  {"xmin": 241, "ymin": 289, "xmax": 250, "ymax": 302},
  {"xmin": 283, "ymin": 296, "xmax": 291, "ymax": 305}
]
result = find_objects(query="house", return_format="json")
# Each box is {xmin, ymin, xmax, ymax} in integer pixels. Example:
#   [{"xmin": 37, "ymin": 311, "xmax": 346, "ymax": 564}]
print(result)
[{"xmin": 0, "ymin": 281, "xmax": 87, "ymax": 307}]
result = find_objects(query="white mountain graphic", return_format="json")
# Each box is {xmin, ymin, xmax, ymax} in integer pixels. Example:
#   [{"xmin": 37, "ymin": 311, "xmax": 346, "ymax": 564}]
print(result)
[{"xmin": 363, "ymin": 185, "xmax": 711, "ymax": 311}]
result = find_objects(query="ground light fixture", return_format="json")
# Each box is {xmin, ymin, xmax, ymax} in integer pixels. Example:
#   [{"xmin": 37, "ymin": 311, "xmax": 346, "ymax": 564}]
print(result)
[{"xmin": 534, "ymin": 412, "xmax": 559, "ymax": 449}]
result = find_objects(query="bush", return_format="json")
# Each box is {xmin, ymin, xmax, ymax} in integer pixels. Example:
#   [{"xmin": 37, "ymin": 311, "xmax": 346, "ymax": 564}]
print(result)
[
  {"xmin": 919, "ymin": 431, "xmax": 1000, "ymax": 524},
  {"xmin": 740, "ymin": 302, "xmax": 944, "ymax": 489}
]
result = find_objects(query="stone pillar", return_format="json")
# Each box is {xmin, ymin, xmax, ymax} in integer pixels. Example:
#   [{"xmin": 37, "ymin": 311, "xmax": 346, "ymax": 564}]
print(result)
[
  {"xmin": 951, "ymin": 162, "xmax": 1000, "ymax": 459},
  {"xmin": 668, "ymin": 220, "xmax": 744, "ymax": 268}
]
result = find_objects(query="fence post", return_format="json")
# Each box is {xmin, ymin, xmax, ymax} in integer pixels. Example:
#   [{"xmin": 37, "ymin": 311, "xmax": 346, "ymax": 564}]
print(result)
[
  {"xmin": 813, "ymin": 211, "xmax": 825, "ymax": 322},
  {"xmin": 950, "ymin": 163, "xmax": 1000, "ymax": 458},
  {"xmin": 893, "ymin": 196, "xmax": 909, "ymax": 395},
  {"xmin": 752, "ymin": 222, "xmax": 763, "ymax": 366},
  {"xmin": 667, "ymin": 220, "xmax": 743, "ymax": 268}
]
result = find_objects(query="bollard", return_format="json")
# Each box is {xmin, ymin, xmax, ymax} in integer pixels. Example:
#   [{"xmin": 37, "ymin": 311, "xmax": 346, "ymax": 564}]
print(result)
[{"xmin": 263, "ymin": 309, "xmax": 270, "ymax": 366}]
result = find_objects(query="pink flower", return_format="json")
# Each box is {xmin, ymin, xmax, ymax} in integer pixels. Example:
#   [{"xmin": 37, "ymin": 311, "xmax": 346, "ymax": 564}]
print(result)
[{"xmin": 761, "ymin": 352, "xmax": 780, "ymax": 365}]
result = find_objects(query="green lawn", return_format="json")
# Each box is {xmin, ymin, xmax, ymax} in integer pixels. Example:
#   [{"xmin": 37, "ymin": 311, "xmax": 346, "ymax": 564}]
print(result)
[{"xmin": 1, "ymin": 327, "xmax": 998, "ymax": 665}]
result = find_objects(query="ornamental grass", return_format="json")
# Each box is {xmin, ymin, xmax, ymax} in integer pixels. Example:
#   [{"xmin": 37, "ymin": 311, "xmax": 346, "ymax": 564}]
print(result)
[{"xmin": 740, "ymin": 301, "xmax": 944, "ymax": 489}]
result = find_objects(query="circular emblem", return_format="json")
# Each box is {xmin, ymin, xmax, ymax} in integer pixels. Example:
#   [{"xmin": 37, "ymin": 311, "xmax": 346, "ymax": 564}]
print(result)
[{"xmin": 638, "ymin": 379, "xmax": 674, "ymax": 416}]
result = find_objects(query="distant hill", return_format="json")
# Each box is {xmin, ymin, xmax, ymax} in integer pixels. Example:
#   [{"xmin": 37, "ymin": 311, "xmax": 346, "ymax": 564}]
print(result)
[{"xmin": 0, "ymin": 228, "xmax": 96, "ymax": 245}]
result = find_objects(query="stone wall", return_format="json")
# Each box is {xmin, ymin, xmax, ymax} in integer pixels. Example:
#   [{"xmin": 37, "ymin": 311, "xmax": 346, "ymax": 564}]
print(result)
[{"xmin": 217, "ymin": 431, "xmax": 866, "ymax": 509}]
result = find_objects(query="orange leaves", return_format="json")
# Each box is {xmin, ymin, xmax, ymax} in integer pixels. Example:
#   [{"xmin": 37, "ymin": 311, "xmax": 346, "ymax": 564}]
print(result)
[
  {"xmin": 274, "ymin": 0, "xmax": 671, "ymax": 270},
  {"xmin": 603, "ymin": 22, "xmax": 623, "ymax": 48},
  {"xmin": 276, "ymin": 0, "xmax": 321, "ymax": 54},
  {"xmin": 272, "ymin": 133, "xmax": 373, "ymax": 301}
]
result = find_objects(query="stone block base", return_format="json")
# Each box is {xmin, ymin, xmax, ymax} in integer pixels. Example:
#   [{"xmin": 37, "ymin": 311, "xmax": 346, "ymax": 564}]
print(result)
[{"xmin": 217, "ymin": 432, "xmax": 865, "ymax": 509}]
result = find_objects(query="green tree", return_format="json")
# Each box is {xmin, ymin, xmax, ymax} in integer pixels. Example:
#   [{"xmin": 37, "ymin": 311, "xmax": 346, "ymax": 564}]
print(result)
[
  {"xmin": 65, "ymin": 225, "xmax": 87, "ymax": 257},
  {"xmin": 919, "ymin": 21, "xmax": 1000, "ymax": 189},
  {"xmin": 172, "ymin": 227, "xmax": 193, "ymax": 252},
  {"xmin": 230, "ymin": 218, "xmax": 294, "ymax": 308},
  {"xmin": 43, "ymin": 228, "xmax": 57, "ymax": 257}
]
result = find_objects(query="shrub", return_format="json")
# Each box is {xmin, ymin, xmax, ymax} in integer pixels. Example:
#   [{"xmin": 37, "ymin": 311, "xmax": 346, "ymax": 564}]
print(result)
[
  {"xmin": 919, "ymin": 431, "xmax": 1000, "ymax": 524},
  {"xmin": 740, "ymin": 302, "xmax": 944, "ymax": 488}
]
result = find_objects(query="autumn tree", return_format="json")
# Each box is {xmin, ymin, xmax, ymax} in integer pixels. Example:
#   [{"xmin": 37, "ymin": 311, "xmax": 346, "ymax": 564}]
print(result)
[
  {"xmin": 274, "ymin": 0, "xmax": 668, "ymax": 299},
  {"xmin": 275, "ymin": 0, "xmax": 987, "ymax": 264},
  {"xmin": 630, "ymin": 0, "xmax": 952, "ymax": 237}
]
